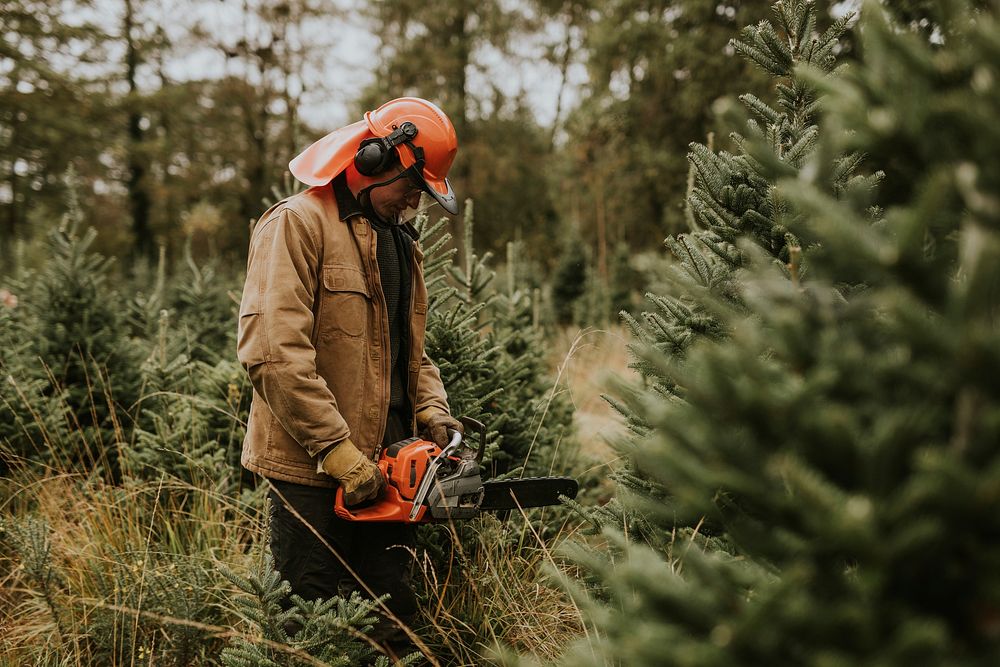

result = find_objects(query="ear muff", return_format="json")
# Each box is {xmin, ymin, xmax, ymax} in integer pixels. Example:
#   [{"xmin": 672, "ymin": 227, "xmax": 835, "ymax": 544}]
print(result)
[{"xmin": 354, "ymin": 121, "xmax": 420, "ymax": 176}]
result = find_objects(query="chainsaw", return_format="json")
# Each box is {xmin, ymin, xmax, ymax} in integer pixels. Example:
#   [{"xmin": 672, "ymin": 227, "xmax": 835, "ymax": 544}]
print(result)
[{"xmin": 334, "ymin": 417, "xmax": 578, "ymax": 523}]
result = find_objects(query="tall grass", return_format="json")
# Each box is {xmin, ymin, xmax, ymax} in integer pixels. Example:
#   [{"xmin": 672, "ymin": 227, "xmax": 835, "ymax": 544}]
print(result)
[
  {"xmin": 416, "ymin": 513, "xmax": 587, "ymax": 665},
  {"xmin": 0, "ymin": 366, "xmax": 592, "ymax": 666},
  {"xmin": 1, "ymin": 216, "xmax": 606, "ymax": 665},
  {"xmin": 0, "ymin": 457, "xmax": 261, "ymax": 664}
]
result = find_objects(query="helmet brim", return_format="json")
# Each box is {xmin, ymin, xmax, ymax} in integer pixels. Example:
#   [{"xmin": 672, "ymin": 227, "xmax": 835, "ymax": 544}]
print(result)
[{"xmin": 420, "ymin": 174, "xmax": 458, "ymax": 215}]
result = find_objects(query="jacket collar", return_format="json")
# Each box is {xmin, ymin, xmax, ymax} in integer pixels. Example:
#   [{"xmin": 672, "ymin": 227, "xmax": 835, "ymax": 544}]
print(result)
[{"xmin": 331, "ymin": 172, "xmax": 421, "ymax": 241}]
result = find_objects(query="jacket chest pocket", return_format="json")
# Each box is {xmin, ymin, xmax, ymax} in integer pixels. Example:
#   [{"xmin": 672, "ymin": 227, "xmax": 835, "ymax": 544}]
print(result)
[{"xmin": 320, "ymin": 265, "xmax": 370, "ymax": 339}]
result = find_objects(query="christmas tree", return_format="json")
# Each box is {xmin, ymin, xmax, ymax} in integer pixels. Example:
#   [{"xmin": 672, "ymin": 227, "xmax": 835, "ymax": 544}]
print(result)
[
  {"xmin": 544, "ymin": 0, "xmax": 1000, "ymax": 664},
  {"xmin": 575, "ymin": 0, "xmax": 873, "ymax": 546}
]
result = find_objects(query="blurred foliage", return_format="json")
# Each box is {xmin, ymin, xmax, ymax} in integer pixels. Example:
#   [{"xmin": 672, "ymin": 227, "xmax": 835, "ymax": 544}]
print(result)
[
  {"xmin": 542, "ymin": 0, "xmax": 1000, "ymax": 665},
  {"xmin": 562, "ymin": 0, "xmax": 773, "ymax": 251},
  {"xmin": 358, "ymin": 0, "xmax": 561, "ymax": 257},
  {"xmin": 2, "ymin": 0, "xmax": 879, "ymax": 303},
  {"xmin": 2, "ymin": 0, "xmax": 333, "ymax": 266}
]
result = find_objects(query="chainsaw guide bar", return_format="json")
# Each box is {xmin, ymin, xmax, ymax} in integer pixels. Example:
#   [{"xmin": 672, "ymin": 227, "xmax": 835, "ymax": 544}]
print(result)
[{"xmin": 480, "ymin": 477, "xmax": 579, "ymax": 511}]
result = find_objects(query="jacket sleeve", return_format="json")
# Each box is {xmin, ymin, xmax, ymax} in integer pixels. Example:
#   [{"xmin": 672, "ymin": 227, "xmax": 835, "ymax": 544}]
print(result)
[
  {"xmin": 237, "ymin": 207, "xmax": 350, "ymax": 458},
  {"xmin": 415, "ymin": 352, "xmax": 451, "ymax": 417}
]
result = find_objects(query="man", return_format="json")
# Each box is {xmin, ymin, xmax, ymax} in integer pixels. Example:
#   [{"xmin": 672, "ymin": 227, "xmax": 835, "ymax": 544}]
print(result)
[{"xmin": 236, "ymin": 97, "xmax": 463, "ymax": 653}]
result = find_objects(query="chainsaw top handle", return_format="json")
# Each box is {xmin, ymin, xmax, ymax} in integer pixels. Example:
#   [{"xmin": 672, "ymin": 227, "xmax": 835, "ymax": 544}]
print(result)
[
  {"xmin": 457, "ymin": 416, "xmax": 486, "ymax": 464},
  {"xmin": 408, "ymin": 429, "xmax": 463, "ymax": 521}
]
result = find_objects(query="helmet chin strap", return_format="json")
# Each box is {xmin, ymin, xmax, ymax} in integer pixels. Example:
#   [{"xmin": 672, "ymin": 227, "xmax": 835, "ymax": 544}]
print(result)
[
  {"xmin": 357, "ymin": 187, "xmax": 381, "ymax": 222},
  {"xmin": 358, "ymin": 170, "xmax": 410, "ymax": 225}
]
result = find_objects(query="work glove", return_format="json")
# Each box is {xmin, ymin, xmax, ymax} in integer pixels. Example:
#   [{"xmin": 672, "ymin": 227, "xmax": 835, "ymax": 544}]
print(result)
[
  {"xmin": 416, "ymin": 408, "xmax": 463, "ymax": 448},
  {"xmin": 322, "ymin": 437, "xmax": 385, "ymax": 507}
]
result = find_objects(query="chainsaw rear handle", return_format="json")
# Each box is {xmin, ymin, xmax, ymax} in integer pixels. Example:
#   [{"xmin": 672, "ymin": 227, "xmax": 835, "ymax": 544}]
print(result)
[{"xmin": 333, "ymin": 450, "xmax": 432, "ymax": 522}]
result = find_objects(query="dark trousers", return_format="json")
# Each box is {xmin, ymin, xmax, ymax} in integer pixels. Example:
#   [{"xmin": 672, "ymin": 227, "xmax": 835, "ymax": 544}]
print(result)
[
  {"xmin": 266, "ymin": 478, "xmax": 419, "ymax": 641},
  {"xmin": 268, "ymin": 410, "xmax": 417, "ymax": 648}
]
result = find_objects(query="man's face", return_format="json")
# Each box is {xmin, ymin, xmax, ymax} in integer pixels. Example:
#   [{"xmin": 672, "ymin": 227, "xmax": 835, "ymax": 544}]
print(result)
[{"xmin": 367, "ymin": 167, "xmax": 423, "ymax": 220}]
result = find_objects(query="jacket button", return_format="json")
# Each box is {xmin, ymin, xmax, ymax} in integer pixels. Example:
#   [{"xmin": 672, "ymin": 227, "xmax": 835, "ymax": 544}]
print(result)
[
  {"xmin": 370, "ymin": 348, "xmax": 380, "ymax": 359},
  {"xmin": 368, "ymin": 407, "xmax": 379, "ymax": 420},
  {"xmin": 415, "ymin": 303, "xmax": 427, "ymax": 314},
  {"xmin": 409, "ymin": 360, "xmax": 419, "ymax": 372}
]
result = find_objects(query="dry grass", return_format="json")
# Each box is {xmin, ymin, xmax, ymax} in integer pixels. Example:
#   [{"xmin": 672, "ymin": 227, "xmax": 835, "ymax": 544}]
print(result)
[
  {"xmin": 416, "ymin": 513, "xmax": 588, "ymax": 666},
  {"xmin": 1, "ymin": 464, "xmax": 590, "ymax": 666},
  {"xmin": 548, "ymin": 325, "xmax": 633, "ymax": 468},
  {"xmin": 0, "ymin": 321, "xmax": 624, "ymax": 665},
  {"xmin": 0, "ymin": 468, "xmax": 261, "ymax": 666}
]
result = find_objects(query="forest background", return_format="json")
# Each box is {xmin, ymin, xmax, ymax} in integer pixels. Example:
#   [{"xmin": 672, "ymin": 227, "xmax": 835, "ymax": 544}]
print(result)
[
  {"xmin": 4, "ymin": 0, "xmax": 998, "ymax": 666},
  {"xmin": 3, "ymin": 0, "xmax": 867, "ymax": 286}
]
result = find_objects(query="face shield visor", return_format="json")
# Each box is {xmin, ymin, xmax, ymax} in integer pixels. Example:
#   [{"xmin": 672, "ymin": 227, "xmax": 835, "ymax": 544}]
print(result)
[{"xmin": 397, "ymin": 164, "xmax": 445, "ymax": 223}]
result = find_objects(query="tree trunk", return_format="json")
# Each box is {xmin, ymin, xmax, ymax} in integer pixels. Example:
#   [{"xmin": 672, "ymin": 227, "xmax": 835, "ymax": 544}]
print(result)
[
  {"xmin": 596, "ymin": 177, "xmax": 608, "ymax": 281},
  {"xmin": 124, "ymin": 0, "xmax": 153, "ymax": 262},
  {"xmin": 2, "ymin": 170, "xmax": 18, "ymax": 267}
]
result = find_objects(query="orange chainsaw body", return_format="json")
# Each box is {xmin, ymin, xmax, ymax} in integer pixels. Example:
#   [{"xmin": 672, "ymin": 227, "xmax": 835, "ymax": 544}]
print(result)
[
  {"xmin": 332, "ymin": 419, "xmax": 578, "ymax": 523},
  {"xmin": 333, "ymin": 438, "xmax": 445, "ymax": 523}
]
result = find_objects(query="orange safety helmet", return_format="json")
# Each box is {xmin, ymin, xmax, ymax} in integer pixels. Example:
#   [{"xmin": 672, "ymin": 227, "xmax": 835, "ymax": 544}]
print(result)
[{"xmin": 289, "ymin": 97, "xmax": 459, "ymax": 214}]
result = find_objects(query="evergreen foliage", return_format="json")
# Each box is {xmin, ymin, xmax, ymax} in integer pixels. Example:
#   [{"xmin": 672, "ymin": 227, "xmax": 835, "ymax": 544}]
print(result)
[
  {"xmin": 565, "ymin": 0, "xmax": 775, "ymax": 247},
  {"xmin": 0, "ymin": 214, "xmax": 249, "ymax": 501},
  {"xmin": 0, "ymin": 188, "xmax": 141, "ymax": 476},
  {"xmin": 0, "ymin": 311, "xmax": 76, "ymax": 475},
  {"xmin": 124, "ymin": 309, "xmax": 240, "ymax": 491},
  {"xmin": 411, "ymin": 206, "xmax": 581, "ymax": 656},
  {"xmin": 547, "ymin": 0, "xmax": 1000, "ymax": 664},
  {"xmin": 124, "ymin": 255, "xmax": 249, "ymax": 491},
  {"xmin": 84, "ymin": 547, "xmax": 220, "ymax": 666},
  {"xmin": 551, "ymin": 230, "xmax": 589, "ymax": 325},
  {"xmin": 1, "ymin": 515, "xmax": 67, "ymax": 649},
  {"xmin": 1, "ymin": 510, "xmax": 227, "ymax": 666},
  {"xmin": 418, "ymin": 203, "xmax": 575, "ymax": 478},
  {"xmin": 580, "ymin": 0, "xmax": 871, "ymax": 542},
  {"xmin": 630, "ymin": 0, "xmax": 874, "ymax": 384},
  {"xmin": 608, "ymin": 241, "xmax": 642, "ymax": 318},
  {"xmin": 219, "ymin": 537, "xmax": 408, "ymax": 667}
]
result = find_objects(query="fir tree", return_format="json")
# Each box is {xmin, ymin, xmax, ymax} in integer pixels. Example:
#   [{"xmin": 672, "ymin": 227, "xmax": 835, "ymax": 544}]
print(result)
[
  {"xmin": 545, "ymin": 1, "xmax": 1000, "ymax": 665},
  {"xmin": 550, "ymin": 230, "xmax": 589, "ymax": 326},
  {"xmin": 625, "ymin": 0, "xmax": 870, "ymax": 396},
  {"xmin": 169, "ymin": 240, "xmax": 240, "ymax": 365},
  {"xmin": 0, "ymin": 178, "xmax": 142, "ymax": 476},
  {"xmin": 122, "ymin": 242, "xmax": 251, "ymax": 486},
  {"xmin": 489, "ymin": 240, "xmax": 575, "ymax": 478},
  {"xmin": 219, "ymin": 532, "xmax": 410, "ymax": 667},
  {"xmin": 0, "ymin": 515, "xmax": 68, "ymax": 651},
  {"xmin": 575, "ymin": 0, "xmax": 876, "ymax": 543},
  {"xmin": 124, "ymin": 308, "xmax": 230, "ymax": 488},
  {"xmin": 412, "ymin": 206, "xmax": 580, "ymax": 652},
  {"xmin": 418, "ymin": 203, "xmax": 576, "ymax": 479}
]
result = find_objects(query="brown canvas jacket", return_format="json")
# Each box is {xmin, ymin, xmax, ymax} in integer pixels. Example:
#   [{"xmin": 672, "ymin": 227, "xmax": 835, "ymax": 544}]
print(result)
[{"xmin": 237, "ymin": 185, "xmax": 450, "ymax": 487}]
